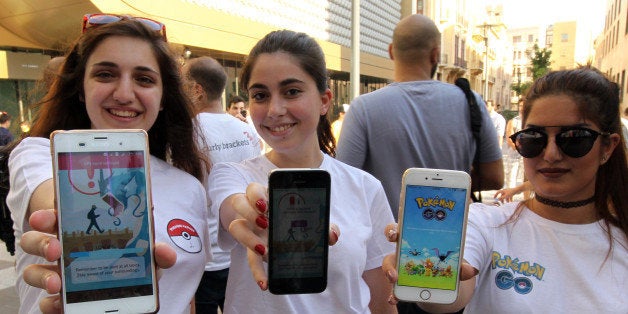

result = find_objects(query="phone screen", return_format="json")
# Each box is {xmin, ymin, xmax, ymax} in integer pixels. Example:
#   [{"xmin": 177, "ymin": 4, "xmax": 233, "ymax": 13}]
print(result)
[
  {"xmin": 56, "ymin": 150, "xmax": 154, "ymax": 303},
  {"xmin": 397, "ymin": 185, "xmax": 467, "ymax": 291},
  {"xmin": 270, "ymin": 187, "xmax": 327, "ymax": 279}
]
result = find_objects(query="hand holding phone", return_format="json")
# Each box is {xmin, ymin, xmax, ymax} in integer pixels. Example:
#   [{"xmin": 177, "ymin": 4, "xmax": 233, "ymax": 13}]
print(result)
[
  {"xmin": 51, "ymin": 130, "xmax": 158, "ymax": 314},
  {"xmin": 394, "ymin": 168, "xmax": 470, "ymax": 304},
  {"xmin": 268, "ymin": 169, "xmax": 331, "ymax": 294}
]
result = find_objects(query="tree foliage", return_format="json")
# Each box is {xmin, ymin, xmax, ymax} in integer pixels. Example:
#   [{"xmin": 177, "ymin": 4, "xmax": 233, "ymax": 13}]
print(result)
[
  {"xmin": 511, "ymin": 44, "xmax": 552, "ymax": 98},
  {"xmin": 529, "ymin": 44, "xmax": 552, "ymax": 80}
]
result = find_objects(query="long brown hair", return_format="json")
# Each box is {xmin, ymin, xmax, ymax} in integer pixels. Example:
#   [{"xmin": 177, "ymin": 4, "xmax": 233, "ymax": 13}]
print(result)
[
  {"xmin": 239, "ymin": 30, "xmax": 336, "ymax": 156},
  {"xmin": 22, "ymin": 18, "xmax": 208, "ymax": 181}
]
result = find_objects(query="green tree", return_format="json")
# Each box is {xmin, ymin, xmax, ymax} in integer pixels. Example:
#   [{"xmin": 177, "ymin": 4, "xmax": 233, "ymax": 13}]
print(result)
[
  {"xmin": 529, "ymin": 44, "xmax": 552, "ymax": 80},
  {"xmin": 510, "ymin": 44, "xmax": 552, "ymax": 98}
]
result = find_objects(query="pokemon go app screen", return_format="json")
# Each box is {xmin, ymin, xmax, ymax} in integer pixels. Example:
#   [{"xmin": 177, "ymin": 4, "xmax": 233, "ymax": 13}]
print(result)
[
  {"xmin": 57, "ymin": 151, "xmax": 154, "ymax": 303},
  {"xmin": 398, "ymin": 185, "xmax": 467, "ymax": 290}
]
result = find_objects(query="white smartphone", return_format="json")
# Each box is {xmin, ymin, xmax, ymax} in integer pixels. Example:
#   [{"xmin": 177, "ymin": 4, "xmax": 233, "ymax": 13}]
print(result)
[
  {"xmin": 51, "ymin": 130, "xmax": 158, "ymax": 314},
  {"xmin": 394, "ymin": 168, "xmax": 471, "ymax": 304}
]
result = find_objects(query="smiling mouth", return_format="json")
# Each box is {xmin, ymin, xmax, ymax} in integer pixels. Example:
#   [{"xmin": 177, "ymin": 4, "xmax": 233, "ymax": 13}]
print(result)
[
  {"xmin": 268, "ymin": 123, "xmax": 296, "ymax": 132},
  {"xmin": 109, "ymin": 109, "xmax": 139, "ymax": 118}
]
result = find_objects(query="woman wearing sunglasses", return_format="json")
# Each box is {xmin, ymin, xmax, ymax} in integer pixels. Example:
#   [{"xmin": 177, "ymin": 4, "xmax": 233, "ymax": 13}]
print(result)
[
  {"xmin": 383, "ymin": 66, "xmax": 627, "ymax": 313},
  {"xmin": 6, "ymin": 15, "xmax": 210, "ymax": 313}
]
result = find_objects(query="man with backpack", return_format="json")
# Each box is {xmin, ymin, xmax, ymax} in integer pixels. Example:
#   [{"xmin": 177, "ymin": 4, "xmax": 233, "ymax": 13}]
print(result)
[{"xmin": 336, "ymin": 17, "xmax": 504, "ymax": 312}]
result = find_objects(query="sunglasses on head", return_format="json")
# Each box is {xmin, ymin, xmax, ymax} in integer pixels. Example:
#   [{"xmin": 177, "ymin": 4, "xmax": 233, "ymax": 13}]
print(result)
[
  {"xmin": 509, "ymin": 126, "xmax": 609, "ymax": 158},
  {"xmin": 82, "ymin": 13, "xmax": 167, "ymax": 41}
]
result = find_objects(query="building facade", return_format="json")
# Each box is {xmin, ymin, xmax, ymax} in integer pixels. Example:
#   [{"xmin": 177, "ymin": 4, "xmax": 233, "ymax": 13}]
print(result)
[
  {"xmin": 1, "ymin": 0, "xmax": 513, "ymax": 137},
  {"xmin": 596, "ymin": 0, "xmax": 628, "ymax": 114}
]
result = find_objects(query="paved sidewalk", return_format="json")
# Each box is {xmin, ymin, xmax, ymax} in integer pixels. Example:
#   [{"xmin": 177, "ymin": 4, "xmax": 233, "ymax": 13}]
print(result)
[{"xmin": 0, "ymin": 241, "xmax": 19, "ymax": 314}]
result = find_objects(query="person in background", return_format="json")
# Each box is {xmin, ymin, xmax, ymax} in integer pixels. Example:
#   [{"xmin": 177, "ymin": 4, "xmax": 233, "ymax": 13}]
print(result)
[
  {"xmin": 487, "ymin": 100, "xmax": 506, "ymax": 148},
  {"xmin": 10, "ymin": 15, "xmax": 210, "ymax": 313},
  {"xmin": 331, "ymin": 103, "xmax": 348, "ymax": 142},
  {"xmin": 42, "ymin": 56, "xmax": 66, "ymax": 90},
  {"xmin": 504, "ymin": 100, "xmax": 528, "ymax": 196},
  {"xmin": 208, "ymin": 29, "xmax": 396, "ymax": 313},
  {"xmin": 336, "ymin": 20, "xmax": 502, "ymax": 310},
  {"xmin": 383, "ymin": 66, "xmax": 627, "ymax": 313},
  {"xmin": 227, "ymin": 95, "xmax": 247, "ymax": 122},
  {"xmin": 0, "ymin": 112, "xmax": 13, "ymax": 146},
  {"xmin": 182, "ymin": 56, "xmax": 261, "ymax": 314}
]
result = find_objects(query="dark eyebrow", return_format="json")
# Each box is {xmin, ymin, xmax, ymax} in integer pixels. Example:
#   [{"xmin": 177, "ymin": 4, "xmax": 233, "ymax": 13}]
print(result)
[
  {"xmin": 279, "ymin": 78, "xmax": 305, "ymax": 86},
  {"xmin": 248, "ymin": 78, "xmax": 305, "ymax": 90},
  {"xmin": 91, "ymin": 61, "xmax": 159, "ymax": 75},
  {"xmin": 526, "ymin": 123, "xmax": 591, "ymax": 129}
]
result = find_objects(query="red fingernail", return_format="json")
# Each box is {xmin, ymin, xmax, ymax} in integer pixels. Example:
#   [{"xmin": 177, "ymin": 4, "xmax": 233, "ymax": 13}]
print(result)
[
  {"xmin": 256, "ymin": 199, "xmax": 267, "ymax": 213},
  {"xmin": 257, "ymin": 280, "xmax": 265, "ymax": 290},
  {"xmin": 331, "ymin": 229, "xmax": 339, "ymax": 243},
  {"xmin": 255, "ymin": 244, "xmax": 266, "ymax": 255},
  {"xmin": 256, "ymin": 215, "xmax": 268, "ymax": 229}
]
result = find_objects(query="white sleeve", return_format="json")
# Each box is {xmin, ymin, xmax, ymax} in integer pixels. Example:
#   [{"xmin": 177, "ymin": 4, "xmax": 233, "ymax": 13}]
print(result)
[{"xmin": 207, "ymin": 162, "xmax": 250, "ymax": 250}]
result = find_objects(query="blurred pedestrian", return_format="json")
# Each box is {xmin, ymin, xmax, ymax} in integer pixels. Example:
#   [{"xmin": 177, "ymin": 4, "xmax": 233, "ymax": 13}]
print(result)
[
  {"xmin": 487, "ymin": 100, "xmax": 506, "ymax": 147},
  {"xmin": 0, "ymin": 112, "xmax": 13, "ymax": 146},
  {"xmin": 227, "ymin": 95, "xmax": 247, "ymax": 122},
  {"xmin": 331, "ymin": 103, "xmax": 348, "ymax": 141}
]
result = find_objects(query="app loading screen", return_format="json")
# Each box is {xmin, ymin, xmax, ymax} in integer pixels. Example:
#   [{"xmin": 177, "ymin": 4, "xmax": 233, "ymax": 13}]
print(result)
[
  {"xmin": 398, "ymin": 185, "xmax": 467, "ymax": 291},
  {"xmin": 57, "ymin": 151, "xmax": 154, "ymax": 302}
]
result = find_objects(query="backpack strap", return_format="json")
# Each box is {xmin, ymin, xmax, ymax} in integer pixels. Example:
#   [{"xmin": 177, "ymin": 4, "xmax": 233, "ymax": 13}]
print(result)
[{"xmin": 454, "ymin": 78, "xmax": 482, "ymax": 202}]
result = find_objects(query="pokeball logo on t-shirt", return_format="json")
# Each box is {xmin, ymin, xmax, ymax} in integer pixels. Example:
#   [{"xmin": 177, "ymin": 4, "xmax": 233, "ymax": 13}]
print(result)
[{"xmin": 167, "ymin": 219, "xmax": 202, "ymax": 253}]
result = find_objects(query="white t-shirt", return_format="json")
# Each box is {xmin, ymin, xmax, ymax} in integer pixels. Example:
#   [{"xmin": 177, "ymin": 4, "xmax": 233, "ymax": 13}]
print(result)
[
  {"xmin": 208, "ymin": 154, "xmax": 395, "ymax": 313},
  {"xmin": 489, "ymin": 111, "xmax": 506, "ymax": 138},
  {"xmin": 196, "ymin": 112, "xmax": 261, "ymax": 271},
  {"xmin": 8, "ymin": 137, "xmax": 210, "ymax": 314},
  {"xmin": 464, "ymin": 202, "xmax": 628, "ymax": 313}
]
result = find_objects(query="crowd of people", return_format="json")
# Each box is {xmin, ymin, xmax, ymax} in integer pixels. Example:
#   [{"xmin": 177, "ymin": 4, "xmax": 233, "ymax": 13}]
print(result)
[{"xmin": 0, "ymin": 11, "xmax": 626, "ymax": 314}]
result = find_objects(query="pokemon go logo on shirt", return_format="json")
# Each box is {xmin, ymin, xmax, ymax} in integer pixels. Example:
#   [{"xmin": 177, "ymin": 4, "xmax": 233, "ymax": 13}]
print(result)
[{"xmin": 492, "ymin": 251, "xmax": 545, "ymax": 295}]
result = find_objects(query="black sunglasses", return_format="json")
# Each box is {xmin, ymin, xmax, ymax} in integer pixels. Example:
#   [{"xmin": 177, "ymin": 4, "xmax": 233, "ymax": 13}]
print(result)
[
  {"xmin": 82, "ymin": 14, "xmax": 167, "ymax": 41},
  {"xmin": 509, "ymin": 126, "xmax": 609, "ymax": 158}
]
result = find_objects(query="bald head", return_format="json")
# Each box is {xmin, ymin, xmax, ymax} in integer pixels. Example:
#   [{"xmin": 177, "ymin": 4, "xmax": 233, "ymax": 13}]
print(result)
[
  {"xmin": 392, "ymin": 14, "xmax": 441, "ymax": 65},
  {"xmin": 183, "ymin": 56, "xmax": 227, "ymax": 101},
  {"xmin": 43, "ymin": 56, "xmax": 65, "ymax": 89}
]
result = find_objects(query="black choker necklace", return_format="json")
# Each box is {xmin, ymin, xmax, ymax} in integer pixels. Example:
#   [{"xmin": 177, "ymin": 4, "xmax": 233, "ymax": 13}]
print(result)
[{"xmin": 535, "ymin": 194, "xmax": 595, "ymax": 208}]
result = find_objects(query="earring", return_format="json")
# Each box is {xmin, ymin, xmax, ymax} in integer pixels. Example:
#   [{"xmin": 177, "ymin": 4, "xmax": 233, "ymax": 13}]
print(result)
[{"xmin": 601, "ymin": 155, "xmax": 607, "ymax": 162}]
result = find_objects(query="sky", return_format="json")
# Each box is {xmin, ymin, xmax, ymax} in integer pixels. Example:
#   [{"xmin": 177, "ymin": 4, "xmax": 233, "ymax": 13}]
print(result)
[{"xmin": 496, "ymin": 0, "xmax": 607, "ymax": 63}]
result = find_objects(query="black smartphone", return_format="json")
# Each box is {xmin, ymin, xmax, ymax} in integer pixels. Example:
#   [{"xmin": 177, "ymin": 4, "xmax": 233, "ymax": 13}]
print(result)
[
  {"xmin": 240, "ymin": 109, "xmax": 247, "ymax": 118},
  {"xmin": 268, "ymin": 169, "xmax": 331, "ymax": 294}
]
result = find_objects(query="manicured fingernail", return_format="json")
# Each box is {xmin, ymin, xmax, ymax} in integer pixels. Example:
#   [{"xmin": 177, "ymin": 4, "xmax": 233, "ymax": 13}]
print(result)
[
  {"xmin": 331, "ymin": 229, "xmax": 339, "ymax": 243},
  {"xmin": 256, "ymin": 199, "xmax": 267, "ymax": 213},
  {"xmin": 258, "ymin": 280, "xmax": 266, "ymax": 290},
  {"xmin": 256, "ymin": 215, "xmax": 268, "ymax": 229},
  {"xmin": 386, "ymin": 270, "xmax": 394, "ymax": 281},
  {"xmin": 255, "ymin": 244, "xmax": 266, "ymax": 255}
]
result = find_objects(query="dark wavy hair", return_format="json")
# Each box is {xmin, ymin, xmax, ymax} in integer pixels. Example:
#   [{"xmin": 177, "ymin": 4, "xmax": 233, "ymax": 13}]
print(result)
[
  {"xmin": 516, "ymin": 66, "xmax": 627, "ymax": 250},
  {"xmin": 19, "ymin": 18, "xmax": 207, "ymax": 181},
  {"xmin": 239, "ymin": 30, "xmax": 335, "ymax": 156}
]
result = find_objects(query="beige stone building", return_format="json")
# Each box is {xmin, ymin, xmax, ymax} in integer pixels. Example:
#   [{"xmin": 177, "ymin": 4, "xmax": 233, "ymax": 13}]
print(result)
[
  {"xmin": 595, "ymin": 0, "xmax": 628, "ymax": 114},
  {"xmin": 547, "ymin": 21, "xmax": 578, "ymax": 70}
]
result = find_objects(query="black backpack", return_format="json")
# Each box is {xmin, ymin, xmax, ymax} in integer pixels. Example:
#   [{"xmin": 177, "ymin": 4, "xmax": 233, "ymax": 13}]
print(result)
[
  {"xmin": 0, "ymin": 148, "xmax": 15, "ymax": 255},
  {"xmin": 454, "ymin": 78, "xmax": 483, "ymax": 202}
]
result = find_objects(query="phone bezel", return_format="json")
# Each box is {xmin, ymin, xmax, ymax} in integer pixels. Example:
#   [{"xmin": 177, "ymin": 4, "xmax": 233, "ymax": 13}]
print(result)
[
  {"xmin": 394, "ymin": 168, "xmax": 471, "ymax": 304},
  {"xmin": 267, "ymin": 168, "xmax": 331, "ymax": 295},
  {"xmin": 51, "ymin": 130, "xmax": 159, "ymax": 314}
]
